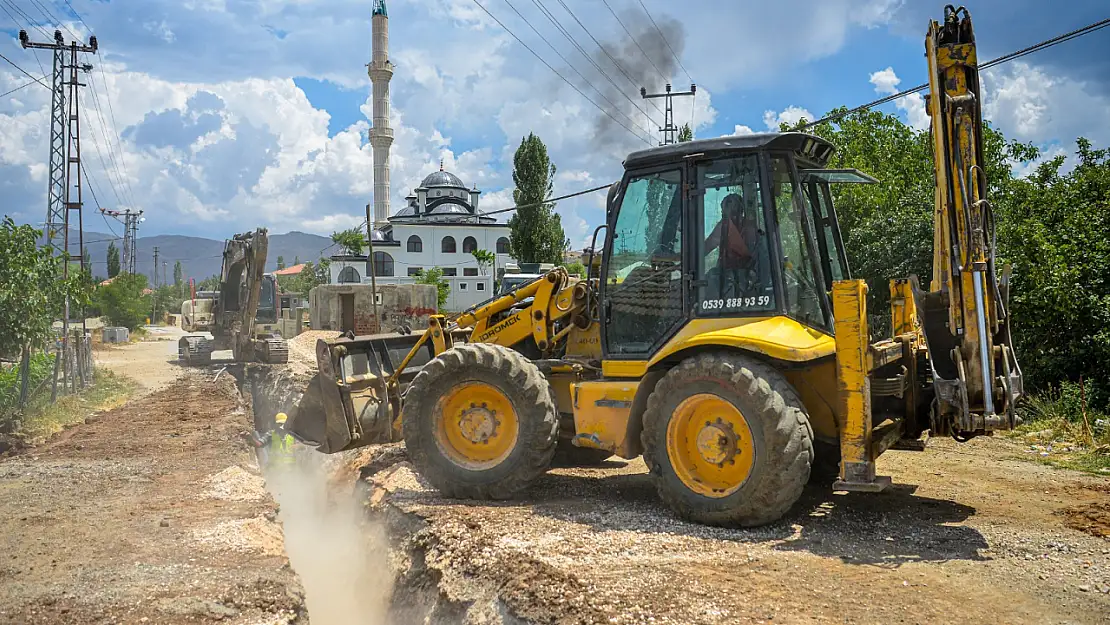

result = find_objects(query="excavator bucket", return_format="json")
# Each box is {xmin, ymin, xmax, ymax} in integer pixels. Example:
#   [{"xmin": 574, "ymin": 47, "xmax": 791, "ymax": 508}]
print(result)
[{"xmin": 284, "ymin": 329, "xmax": 469, "ymax": 453}]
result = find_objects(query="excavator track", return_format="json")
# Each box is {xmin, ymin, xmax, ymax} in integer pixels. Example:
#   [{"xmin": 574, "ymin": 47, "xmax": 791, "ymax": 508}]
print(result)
[
  {"xmin": 178, "ymin": 336, "xmax": 214, "ymax": 366},
  {"xmin": 259, "ymin": 337, "xmax": 289, "ymax": 364}
]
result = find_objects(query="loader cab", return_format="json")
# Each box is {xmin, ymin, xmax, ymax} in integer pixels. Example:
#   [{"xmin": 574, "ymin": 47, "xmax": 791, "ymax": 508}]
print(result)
[
  {"xmin": 600, "ymin": 132, "xmax": 871, "ymax": 359},
  {"xmin": 256, "ymin": 274, "xmax": 278, "ymax": 324}
]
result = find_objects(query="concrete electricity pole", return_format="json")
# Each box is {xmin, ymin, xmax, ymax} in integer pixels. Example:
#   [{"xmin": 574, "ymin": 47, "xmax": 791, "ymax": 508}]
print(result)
[
  {"xmin": 640, "ymin": 83, "xmax": 695, "ymax": 146},
  {"xmin": 152, "ymin": 246, "xmax": 160, "ymax": 287}
]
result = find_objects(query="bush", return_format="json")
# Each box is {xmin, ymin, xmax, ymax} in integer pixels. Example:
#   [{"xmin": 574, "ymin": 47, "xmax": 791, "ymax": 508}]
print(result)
[
  {"xmin": 94, "ymin": 273, "xmax": 151, "ymax": 330},
  {"xmin": 0, "ymin": 352, "xmax": 56, "ymax": 431}
]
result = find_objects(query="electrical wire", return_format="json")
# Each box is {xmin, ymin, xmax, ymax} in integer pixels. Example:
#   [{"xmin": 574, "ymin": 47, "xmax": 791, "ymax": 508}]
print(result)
[
  {"xmin": 799, "ymin": 16, "xmax": 1110, "ymax": 130},
  {"xmin": 498, "ymin": 0, "xmax": 654, "ymax": 144},
  {"xmin": 530, "ymin": 0, "xmax": 660, "ymax": 138},
  {"xmin": 26, "ymin": 0, "xmax": 79, "ymax": 41},
  {"xmin": 479, "ymin": 182, "xmax": 613, "ymax": 217},
  {"xmin": 0, "ymin": 76, "xmax": 41, "ymax": 97},
  {"xmin": 470, "ymin": 0, "xmax": 653, "ymax": 146},
  {"xmin": 80, "ymin": 105, "xmax": 124, "ymax": 206},
  {"xmin": 0, "ymin": 0, "xmax": 50, "ymax": 39},
  {"xmin": 0, "ymin": 50, "xmax": 49, "ymax": 87},
  {"xmin": 599, "ymin": 0, "xmax": 664, "ymax": 84},
  {"xmin": 552, "ymin": 0, "xmax": 664, "ymax": 118},
  {"xmin": 635, "ymin": 0, "xmax": 691, "ymax": 83}
]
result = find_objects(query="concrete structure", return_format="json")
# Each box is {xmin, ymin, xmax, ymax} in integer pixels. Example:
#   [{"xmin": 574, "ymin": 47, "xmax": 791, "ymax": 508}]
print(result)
[
  {"xmin": 310, "ymin": 283, "xmax": 437, "ymax": 335},
  {"xmin": 369, "ymin": 0, "xmax": 393, "ymax": 228}
]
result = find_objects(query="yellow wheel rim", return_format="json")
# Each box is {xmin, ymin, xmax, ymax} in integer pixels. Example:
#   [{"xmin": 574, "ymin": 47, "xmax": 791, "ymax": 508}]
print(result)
[
  {"xmin": 434, "ymin": 382, "xmax": 519, "ymax": 470},
  {"xmin": 666, "ymin": 393, "xmax": 755, "ymax": 498}
]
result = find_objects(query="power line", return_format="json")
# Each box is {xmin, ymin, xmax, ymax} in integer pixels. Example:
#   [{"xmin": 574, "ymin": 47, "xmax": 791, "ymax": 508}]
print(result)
[
  {"xmin": 599, "ymin": 0, "xmax": 664, "ymax": 84},
  {"xmin": 0, "ymin": 50, "xmax": 48, "ymax": 87},
  {"xmin": 498, "ymin": 0, "xmax": 653, "ymax": 144},
  {"xmin": 470, "ymin": 0, "xmax": 653, "ymax": 146},
  {"xmin": 0, "ymin": 77, "xmax": 42, "ymax": 98},
  {"xmin": 27, "ymin": 0, "xmax": 79, "ymax": 40},
  {"xmin": 800, "ymin": 16, "xmax": 1110, "ymax": 130},
  {"xmin": 61, "ymin": 0, "xmax": 90, "ymax": 32},
  {"xmin": 635, "ymin": 0, "xmax": 691, "ymax": 82},
  {"xmin": 0, "ymin": 0, "xmax": 50, "ymax": 39},
  {"xmin": 479, "ymin": 182, "xmax": 613, "ymax": 217},
  {"xmin": 552, "ymin": 0, "xmax": 664, "ymax": 118},
  {"xmin": 530, "ymin": 0, "xmax": 660, "ymax": 137},
  {"xmin": 80, "ymin": 104, "xmax": 125, "ymax": 206},
  {"xmin": 82, "ymin": 70, "xmax": 130, "ymax": 207},
  {"xmin": 91, "ymin": 62, "xmax": 137, "ymax": 207}
]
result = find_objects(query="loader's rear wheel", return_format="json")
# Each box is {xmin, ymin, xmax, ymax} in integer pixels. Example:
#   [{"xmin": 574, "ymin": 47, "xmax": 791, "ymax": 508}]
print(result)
[
  {"xmin": 642, "ymin": 352, "xmax": 813, "ymax": 527},
  {"xmin": 402, "ymin": 343, "xmax": 558, "ymax": 500}
]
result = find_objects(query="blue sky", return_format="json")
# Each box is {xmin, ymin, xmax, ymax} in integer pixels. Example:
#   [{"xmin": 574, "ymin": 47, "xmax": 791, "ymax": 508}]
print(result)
[{"xmin": 1, "ymin": 0, "xmax": 1108, "ymax": 248}]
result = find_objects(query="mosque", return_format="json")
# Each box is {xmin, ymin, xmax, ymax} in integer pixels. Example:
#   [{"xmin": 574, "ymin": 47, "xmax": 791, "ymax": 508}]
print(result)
[{"xmin": 328, "ymin": 0, "xmax": 518, "ymax": 311}]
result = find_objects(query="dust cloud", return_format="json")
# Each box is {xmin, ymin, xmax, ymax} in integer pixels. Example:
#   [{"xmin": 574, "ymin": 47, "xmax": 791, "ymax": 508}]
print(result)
[{"xmin": 264, "ymin": 453, "xmax": 392, "ymax": 625}]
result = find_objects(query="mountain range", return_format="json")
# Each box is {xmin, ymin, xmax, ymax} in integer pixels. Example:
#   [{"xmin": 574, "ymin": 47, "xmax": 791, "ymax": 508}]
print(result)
[{"xmin": 75, "ymin": 229, "xmax": 336, "ymax": 284}]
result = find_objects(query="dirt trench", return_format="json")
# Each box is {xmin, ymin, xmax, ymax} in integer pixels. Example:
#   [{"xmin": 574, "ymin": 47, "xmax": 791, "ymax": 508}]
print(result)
[{"xmin": 241, "ymin": 364, "xmax": 1110, "ymax": 625}]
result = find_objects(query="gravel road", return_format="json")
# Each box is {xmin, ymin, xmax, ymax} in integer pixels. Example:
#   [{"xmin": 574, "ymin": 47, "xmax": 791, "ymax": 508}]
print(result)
[
  {"xmin": 356, "ymin": 435, "xmax": 1110, "ymax": 624},
  {"xmin": 0, "ymin": 370, "xmax": 306, "ymax": 624}
]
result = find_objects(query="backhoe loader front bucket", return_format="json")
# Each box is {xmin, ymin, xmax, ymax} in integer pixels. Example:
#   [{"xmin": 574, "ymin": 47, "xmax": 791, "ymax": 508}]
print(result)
[{"xmin": 285, "ymin": 329, "xmax": 469, "ymax": 453}]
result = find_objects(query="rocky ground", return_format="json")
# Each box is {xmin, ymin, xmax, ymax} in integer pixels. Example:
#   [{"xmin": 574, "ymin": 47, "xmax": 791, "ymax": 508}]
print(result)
[
  {"xmin": 353, "ymin": 435, "xmax": 1110, "ymax": 625},
  {"xmin": 4, "ymin": 328, "xmax": 1109, "ymax": 624},
  {"xmin": 0, "ymin": 346, "xmax": 305, "ymax": 624}
]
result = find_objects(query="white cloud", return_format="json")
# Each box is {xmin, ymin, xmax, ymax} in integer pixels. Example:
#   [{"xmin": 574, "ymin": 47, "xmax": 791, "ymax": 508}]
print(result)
[
  {"xmin": 762, "ymin": 106, "xmax": 815, "ymax": 130},
  {"xmin": 982, "ymin": 62, "xmax": 1110, "ymax": 149},
  {"xmin": 868, "ymin": 66, "xmax": 929, "ymax": 130}
]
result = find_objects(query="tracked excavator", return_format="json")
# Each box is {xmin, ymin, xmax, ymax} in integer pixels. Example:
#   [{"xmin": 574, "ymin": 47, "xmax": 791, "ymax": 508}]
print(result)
[
  {"xmin": 178, "ymin": 228, "xmax": 289, "ymax": 365},
  {"xmin": 287, "ymin": 6, "xmax": 1022, "ymax": 526}
]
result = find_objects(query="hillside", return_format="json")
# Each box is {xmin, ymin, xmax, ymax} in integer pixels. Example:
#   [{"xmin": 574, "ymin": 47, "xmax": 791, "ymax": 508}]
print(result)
[{"xmin": 79, "ymin": 229, "xmax": 333, "ymax": 283}]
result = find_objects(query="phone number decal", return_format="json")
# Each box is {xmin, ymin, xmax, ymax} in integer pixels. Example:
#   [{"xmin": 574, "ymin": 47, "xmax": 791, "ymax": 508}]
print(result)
[{"xmin": 701, "ymin": 295, "xmax": 771, "ymax": 311}]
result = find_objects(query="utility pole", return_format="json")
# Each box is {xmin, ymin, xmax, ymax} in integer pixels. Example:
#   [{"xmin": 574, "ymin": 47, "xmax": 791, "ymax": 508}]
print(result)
[
  {"xmin": 152, "ymin": 246, "xmax": 160, "ymax": 287},
  {"xmin": 151, "ymin": 246, "xmax": 160, "ymax": 325},
  {"xmin": 22, "ymin": 29, "xmax": 98, "ymax": 396},
  {"xmin": 640, "ymin": 83, "xmax": 695, "ymax": 146},
  {"xmin": 101, "ymin": 208, "xmax": 144, "ymax": 274}
]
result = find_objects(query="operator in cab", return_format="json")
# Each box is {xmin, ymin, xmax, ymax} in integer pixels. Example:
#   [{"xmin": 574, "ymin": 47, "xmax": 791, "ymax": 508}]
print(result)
[{"xmin": 704, "ymin": 192, "xmax": 764, "ymax": 299}]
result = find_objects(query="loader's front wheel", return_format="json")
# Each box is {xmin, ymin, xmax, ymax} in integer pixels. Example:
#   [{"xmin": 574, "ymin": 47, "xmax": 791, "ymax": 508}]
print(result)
[
  {"xmin": 642, "ymin": 352, "xmax": 813, "ymax": 527},
  {"xmin": 403, "ymin": 343, "xmax": 558, "ymax": 500}
]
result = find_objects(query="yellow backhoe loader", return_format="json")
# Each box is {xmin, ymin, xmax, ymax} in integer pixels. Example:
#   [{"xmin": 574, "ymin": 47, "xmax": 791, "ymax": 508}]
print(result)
[{"xmin": 287, "ymin": 6, "xmax": 1023, "ymax": 526}]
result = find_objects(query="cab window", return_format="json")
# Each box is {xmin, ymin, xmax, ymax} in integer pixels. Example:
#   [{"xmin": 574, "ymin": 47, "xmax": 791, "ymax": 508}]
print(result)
[
  {"xmin": 697, "ymin": 155, "xmax": 775, "ymax": 315},
  {"xmin": 771, "ymin": 156, "xmax": 828, "ymax": 330},
  {"xmin": 604, "ymin": 169, "xmax": 684, "ymax": 356}
]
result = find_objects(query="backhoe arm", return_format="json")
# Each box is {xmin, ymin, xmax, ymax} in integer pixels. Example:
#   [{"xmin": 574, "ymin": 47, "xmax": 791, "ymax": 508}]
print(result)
[{"xmin": 919, "ymin": 5, "xmax": 1022, "ymax": 434}]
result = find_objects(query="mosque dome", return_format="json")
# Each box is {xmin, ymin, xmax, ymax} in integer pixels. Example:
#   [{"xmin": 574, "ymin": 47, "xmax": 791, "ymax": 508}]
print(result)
[{"xmin": 420, "ymin": 170, "xmax": 466, "ymax": 189}]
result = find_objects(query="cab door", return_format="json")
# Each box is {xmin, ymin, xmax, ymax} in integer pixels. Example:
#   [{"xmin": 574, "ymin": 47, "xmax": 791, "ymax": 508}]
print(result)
[{"xmin": 600, "ymin": 165, "xmax": 690, "ymax": 359}]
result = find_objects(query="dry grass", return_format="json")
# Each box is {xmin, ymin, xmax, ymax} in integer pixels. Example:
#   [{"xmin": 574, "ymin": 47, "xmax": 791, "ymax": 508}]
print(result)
[{"xmin": 16, "ymin": 369, "xmax": 137, "ymax": 442}]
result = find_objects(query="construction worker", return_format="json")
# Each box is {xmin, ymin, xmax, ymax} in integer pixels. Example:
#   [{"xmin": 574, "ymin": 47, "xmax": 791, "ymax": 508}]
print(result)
[{"xmin": 253, "ymin": 412, "xmax": 297, "ymax": 470}]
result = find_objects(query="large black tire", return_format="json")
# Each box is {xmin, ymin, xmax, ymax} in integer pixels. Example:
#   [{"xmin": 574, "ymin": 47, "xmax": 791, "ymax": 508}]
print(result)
[
  {"xmin": 402, "ymin": 343, "xmax": 558, "ymax": 500},
  {"xmin": 642, "ymin": 352, "xmax": 814, "ymax": 527}
]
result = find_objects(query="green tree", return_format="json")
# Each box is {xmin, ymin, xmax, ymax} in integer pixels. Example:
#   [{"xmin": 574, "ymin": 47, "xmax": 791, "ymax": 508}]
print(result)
[
  {"xmin": 678, "ymin": 123, "xmax": 693, "ymax": 142},
  {"xmin": 414, "ymin": 267, "xmax": 449, "ymax": 310},
  {"xmin": 331, "ymin": 229, "xmax": 365, "ymax": 256},
  {"xmin": 92, "ymin": 272, "xmax": 150, "ymax": 330},
  {"xmin": 0, "ymin": 218, "xmax": 88, "ymax": 359},
  {"xmin": 508, "ymin": 133, "xmax": 569, "ymax": 264},
  {"xmin": 565, "ymin": 261, "xmax": 586, "ymax": 278},
  {"xmin": 471, "ymin": 249, "xmax": 495, "ymax": 275},
  {"xmin": 276, "ymin": 255, "xmax": 286, "ymax": 270},
  {"xmin": 173, "ymin": 261, "xmax": 183, "ymax": 287},
  {"xmin": 107, "ymin": 242, "xmax": 121, "ymax": 278},
  {"xmin": 276, "ymin": 258, "xmax": 330, "ymax": 296},
  {"xmin": 293, "ymin": 256, "xmax": 300, "ymax": 266}
]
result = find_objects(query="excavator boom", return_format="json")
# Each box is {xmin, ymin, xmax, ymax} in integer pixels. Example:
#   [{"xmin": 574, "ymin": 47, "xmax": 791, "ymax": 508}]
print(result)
[{"xmin": 917, "ymin": 5, "xmax": 1022, "ymax": 434}]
